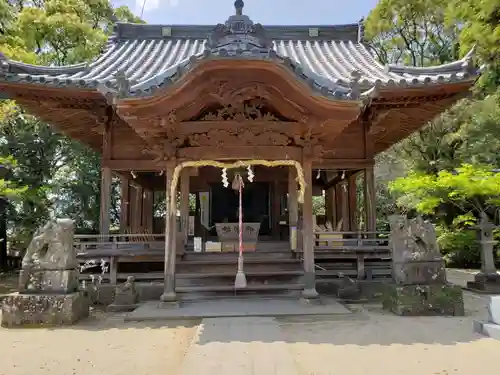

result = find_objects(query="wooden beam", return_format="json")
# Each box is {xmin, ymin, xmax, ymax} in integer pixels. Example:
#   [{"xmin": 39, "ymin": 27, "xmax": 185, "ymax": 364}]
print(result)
[
  {"xmin": 323, "ymin": 170, "xmax": 359, "ymax": 190},
  {"xmin": 177, "ymin": 146, "xmax": 302, "ymax": 161},
  {"xmin": 313, "ymin": 159, "xmax": 374, "ymax": 169},
  {"xmin": 102, "ymin": 159, "xmax": 162, "ymax": 171}
]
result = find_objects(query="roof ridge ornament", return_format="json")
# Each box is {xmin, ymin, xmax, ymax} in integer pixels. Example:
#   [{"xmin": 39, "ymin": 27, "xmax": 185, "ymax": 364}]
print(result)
[{"xmin": 206, "ymin": 0, "xmax": 272, "ymax": 51}]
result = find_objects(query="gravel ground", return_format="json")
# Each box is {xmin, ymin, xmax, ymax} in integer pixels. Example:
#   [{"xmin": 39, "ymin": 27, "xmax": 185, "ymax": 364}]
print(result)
[
  {"xmin": 280, "ymin": 291, "xmax": 499, "ymax": 375},
  {"xmin": 0, "ymin": 311, "xmax": 198, "ymax": 375}
]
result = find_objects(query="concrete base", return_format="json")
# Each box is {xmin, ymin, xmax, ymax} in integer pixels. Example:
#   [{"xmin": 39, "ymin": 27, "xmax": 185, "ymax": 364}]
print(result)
[
  {"xmin": 126, "ymin": 296, "xmax": 353, "ymax": 321},
  {"xmin": 381, "ymin": 283, "xmax": 464, "ymax": 316},
  {"xmin": 1, "ymin": 292, "xmax": 89, "ymax": 327},
  {"xmin": 473, "ymin": 321, "xmax": 500, "ymax": 340}
]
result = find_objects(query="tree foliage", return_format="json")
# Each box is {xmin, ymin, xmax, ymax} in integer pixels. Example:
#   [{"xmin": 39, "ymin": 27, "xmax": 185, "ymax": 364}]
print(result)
[
  {"xmin": 366, "ymin": 0, "xmax": 500, "ymax": 266},
  {"xmin": 0, "ymin": 0, "xmax": 142, "ymax": 253}
]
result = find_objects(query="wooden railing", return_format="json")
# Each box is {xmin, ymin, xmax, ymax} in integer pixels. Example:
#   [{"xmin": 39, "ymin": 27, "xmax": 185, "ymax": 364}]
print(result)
[
  {"xmin": 75, "ymin": 233, "xmax": 166, "ymax": 284},
  {"xmin": 313, "ymin": 231, "xmax": 391, "ymax": 280},
  {"xmin": 74, "ymin": 231, "xmax": 392, "ymax": 284}
]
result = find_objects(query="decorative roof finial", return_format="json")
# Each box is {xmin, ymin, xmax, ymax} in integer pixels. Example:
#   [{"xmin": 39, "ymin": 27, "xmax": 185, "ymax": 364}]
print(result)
[{"xmin": 234, "ymin": 0, "xmax": 244, "ymax": 15}]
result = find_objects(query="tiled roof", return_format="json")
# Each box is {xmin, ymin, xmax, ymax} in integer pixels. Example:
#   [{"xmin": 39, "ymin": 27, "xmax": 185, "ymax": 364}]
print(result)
[{"xmin": 0, "ymin": 5, "xmax": 478, "ymax": 102}]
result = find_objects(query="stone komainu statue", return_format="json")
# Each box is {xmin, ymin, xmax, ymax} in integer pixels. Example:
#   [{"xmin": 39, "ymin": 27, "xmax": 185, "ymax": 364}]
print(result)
[
  {"xmin": 22, "ymin": 218, "xmax": 77, "ymax": 270},
  {"xmin": 389, "ymin": 215, "xmax": 445, "ymax": 285}
]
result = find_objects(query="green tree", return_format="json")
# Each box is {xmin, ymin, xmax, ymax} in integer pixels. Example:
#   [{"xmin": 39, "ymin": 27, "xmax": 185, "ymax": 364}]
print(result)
[
  {"xmin": 446, "ymin": 0, "xmax": 500, "ymax": 93},
  {"xmin": 365, "ymin": 0, "xmax": 459, "ymax": 65},
  {"xmin": 0, "ymin": 155, "xmax": 27, "ymax": 270},
  {"xmin": 0, "ymin": 0, "xmax": 142, "ymax": 247}
]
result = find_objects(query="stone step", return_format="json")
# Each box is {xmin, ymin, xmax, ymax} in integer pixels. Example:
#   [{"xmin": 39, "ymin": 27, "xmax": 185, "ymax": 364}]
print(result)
[
  {"xmin": 175, "ymin": 282, "xmax": 304, "ymax": 294},
  {"xmin": 176, "ymin": 274, "xmax": 303, "ymax": 288},
  {"xmin": 80, "ymin": 269, "xmax": 304, "ymax": 282},
  {"xmin": 177, "ymin": 260, "xmax": 302, "ymax": 274}
]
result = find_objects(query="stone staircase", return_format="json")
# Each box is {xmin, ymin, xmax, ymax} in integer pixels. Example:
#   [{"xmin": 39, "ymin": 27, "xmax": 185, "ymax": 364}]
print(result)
[{"xmin": 175, "ymin": 250, "xmax": 304, "ymax": 300}]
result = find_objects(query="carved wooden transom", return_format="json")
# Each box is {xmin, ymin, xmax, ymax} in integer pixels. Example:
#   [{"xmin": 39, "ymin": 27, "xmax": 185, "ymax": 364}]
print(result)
[{"xmin": 189, "ymin": 99, "xmax": 295, "ymax": 122}]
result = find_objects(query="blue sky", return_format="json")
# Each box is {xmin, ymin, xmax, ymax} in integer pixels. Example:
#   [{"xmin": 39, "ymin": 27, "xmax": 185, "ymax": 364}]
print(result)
[{"xmin": 112, "ymin": 0, "xmax": 379, "ymax": 25}]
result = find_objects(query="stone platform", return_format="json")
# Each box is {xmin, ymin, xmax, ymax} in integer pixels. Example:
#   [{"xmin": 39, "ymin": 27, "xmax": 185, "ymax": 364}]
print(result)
[
  {"xmin": 381, "ymin": 283, "xmax": 465, "ymax": 316},
  {"xmin": 1, "ymin": 291, "xmax": 89, "ymax": 327},
  {"xmin": 126, "ymin": 296, "xmax": 353, "ymax": 321}
]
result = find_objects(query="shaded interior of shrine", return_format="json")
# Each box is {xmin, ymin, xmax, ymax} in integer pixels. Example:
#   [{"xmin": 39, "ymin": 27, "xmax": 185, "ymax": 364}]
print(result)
[{"xmin": 118, "ymin": 165, "xmax": 363, "ymax": 248}]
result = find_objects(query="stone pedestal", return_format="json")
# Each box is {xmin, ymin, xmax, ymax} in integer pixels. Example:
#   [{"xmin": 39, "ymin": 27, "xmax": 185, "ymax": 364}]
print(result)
[
  {"xmin": 467, "ymin": 273, "xmax": 500, "ymax": 293},
  {"xmin": 382, "ymin": 284, "xmax": 464, "ymax": 316},
  {"xmin": 18, "ymin": 269, "xmax": 79, "ymax": 294},
  {"xmin": 1, "ymin": 292, "xmax": 89, "ymax": 327},
  {"xmin": 107, "ymin": 276, "xmax": 140, "ymax": 312},
  {"xmin": 383, "ymin": 216, "xmax": 464, "ymax": 316},
  {"xmin": 473, "ymin": 296, "xmax": 500, "ymax": 340},
  {"xmin": 393, "ymin": 260, "xmax": 447, "ymax": 285},
  {"xmin": 1, "ymin": 218, "xmax": 90, "ymax": 327}
]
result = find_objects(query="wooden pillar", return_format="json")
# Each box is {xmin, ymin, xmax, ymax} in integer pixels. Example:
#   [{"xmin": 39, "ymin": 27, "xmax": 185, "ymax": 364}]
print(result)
[
  {"xmin": 324, "ymin": 187, "xmax": 336, "ymax": 227},
  {"xmin": 180, "ymin": 168, "xmax": 190, "ymax": 248},
  {"xmin": 142, "ymin": 188, "xmax": 154, "ymax": 233},
  {"xmin": 128, "ymin": 186, "xmax": 137, "ymax": 232},
  {"xmin": 119, "ymin": 176, "xmax": 130, "ymax": 233},
  {"xmin": 100, "ymin": 168, "xmax": 112, "ymax": 235},
  {"xmin": 301, "ymin": 156, "xmax": 318, "ymax": 299},
  {"xmin": 130, "ymin": 185, "xmax": 143, "ymax": 232},
  {"xmin": 160, "ymin": 161, "xmax": 177, "ymax": 303},
  {"xmin": 364, "ymin": 166, "xmax": 376, "ymax": 232},
  {"xmin": 272, "ymin": 178, "xmax": 281, "ymax": 239},
  {"xmin": 348, "ymin": 174, "xmax": 358, "ymax": 231},
  {"xmin": 99, "ymin": 114, "xmax": 113, "ymax": 236},
  {"xmin": 339, "ymin": 180, "xmax": 350, "ymax": 231},
  {"xmin": 288, "ymin": 167, "xmax": 299, "ymax": 250}
]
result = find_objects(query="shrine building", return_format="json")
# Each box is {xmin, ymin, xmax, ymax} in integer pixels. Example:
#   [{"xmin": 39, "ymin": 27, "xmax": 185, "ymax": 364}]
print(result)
[{"xmin": 0, "ymin": 1, "xmax": 478, "ymax": 302}]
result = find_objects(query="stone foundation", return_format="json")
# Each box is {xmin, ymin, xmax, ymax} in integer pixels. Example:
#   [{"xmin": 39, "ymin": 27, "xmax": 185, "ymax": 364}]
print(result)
[
  {"xmin": 381, "ymin": 283, "xmax": 464, "ymax": 316},
  {"xmin": 18, "ymin": 269, "xmax": 79, "ymax": 294},
  {"xmin": 467, "ymin": 273, "xmax": 500, "ymax": 293},
  {"xmin": 1, "ymin": 292, "xmax": 89, "ymax": 327}
]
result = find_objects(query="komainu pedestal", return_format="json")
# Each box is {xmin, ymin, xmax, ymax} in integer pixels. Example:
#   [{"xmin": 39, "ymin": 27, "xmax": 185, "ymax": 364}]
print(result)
[
  {"xmin": 1, "ymin": 218, "xmax": 89, "ymax": 327},
  {"xmin": 382, "ymin": 216, "xmax": 464, "ymax": 316},
  {"xmin": 107, "ymin": 276, "xmax": 140, "ymax": 312}
]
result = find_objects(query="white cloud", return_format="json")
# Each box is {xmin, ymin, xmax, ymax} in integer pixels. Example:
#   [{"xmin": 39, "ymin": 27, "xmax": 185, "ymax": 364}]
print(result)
[{"xmin": 135, "ymin": 0, "xmax": 179, "ymax": 13}]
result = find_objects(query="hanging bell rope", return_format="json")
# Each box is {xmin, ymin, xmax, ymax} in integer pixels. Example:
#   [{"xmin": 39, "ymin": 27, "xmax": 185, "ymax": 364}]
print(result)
[{"xmin": 232, "ymin": 173, "xmax": 247, "ymax": 289}]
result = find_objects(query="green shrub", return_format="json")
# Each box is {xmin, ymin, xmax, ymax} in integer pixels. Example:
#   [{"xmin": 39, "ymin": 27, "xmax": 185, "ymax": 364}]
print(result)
[{"xmin": 436, "ymin": 226, "xmax": 480, "ymax": 268}]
